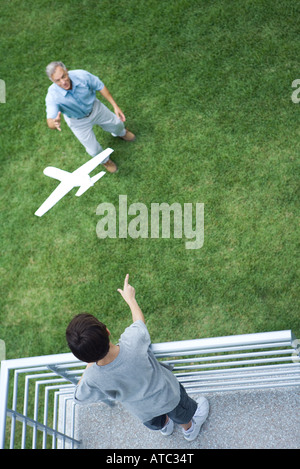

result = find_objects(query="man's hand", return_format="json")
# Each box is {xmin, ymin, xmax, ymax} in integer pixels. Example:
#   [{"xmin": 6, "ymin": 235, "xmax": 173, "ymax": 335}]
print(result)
[
  {"xmin": 99, "ymin": 86, "xmax": 126, "ymax": 122},
  {"xmin": 47, "ymin": 111, "xmax": 62, "ymax": 131},
  {"xmin": 113, "ymin": 105, "xmax": 125, "ymax": 122},
  {"xmin": 117, "ymin": 274, "xmax": 145, "ymax": 323},
  {"xmin": 53, "ymin": 111, "xmax": 62, "ymax": 131}
]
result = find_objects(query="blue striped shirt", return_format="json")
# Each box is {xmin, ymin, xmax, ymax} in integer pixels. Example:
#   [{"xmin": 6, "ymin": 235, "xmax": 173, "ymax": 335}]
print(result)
[{"xmin": 45, "ymin": 69, "xmax": 104, "ymax": 119}]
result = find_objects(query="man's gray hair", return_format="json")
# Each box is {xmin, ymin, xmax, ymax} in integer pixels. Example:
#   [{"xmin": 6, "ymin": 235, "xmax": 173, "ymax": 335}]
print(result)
[{"xmin": 46, "ymin": 61, "xmax": 67, "ymax": 80}]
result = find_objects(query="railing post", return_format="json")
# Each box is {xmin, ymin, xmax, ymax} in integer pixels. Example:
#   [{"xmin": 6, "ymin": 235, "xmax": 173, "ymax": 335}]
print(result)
[{"xmin": 0, "ymin": 359, "xmax": 9, "ymax": 449}]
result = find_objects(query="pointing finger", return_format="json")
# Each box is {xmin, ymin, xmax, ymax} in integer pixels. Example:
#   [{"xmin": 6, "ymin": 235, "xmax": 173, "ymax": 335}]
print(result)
[{"xmin": 124, "ymin": 273, "xmax": 129, "ymax": 287}]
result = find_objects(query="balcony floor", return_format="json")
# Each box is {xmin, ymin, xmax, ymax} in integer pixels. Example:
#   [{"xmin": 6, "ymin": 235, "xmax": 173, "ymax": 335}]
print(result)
[{"xmin": 74, "ymin": 387, "xmax": 300, "ymax": 449}]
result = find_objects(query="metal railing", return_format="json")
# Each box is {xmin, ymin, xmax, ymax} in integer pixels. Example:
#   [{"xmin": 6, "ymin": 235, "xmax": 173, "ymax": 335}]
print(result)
[
  {"xmin": 0, "ymin": 330, "xmax": 299, "ymax": 449},
  {"xmin": 0, "ymin": 353, "xmax": 85, "ymax": 449},
  {"xmin": 153, "ymin": 330, "xmax": 300, "ymax": 393}
]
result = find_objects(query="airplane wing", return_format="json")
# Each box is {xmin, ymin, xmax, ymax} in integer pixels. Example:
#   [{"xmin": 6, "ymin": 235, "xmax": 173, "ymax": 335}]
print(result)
[
  {"xmin": 44, "ymin": 166, "xmax": 71, "ymax": 181},
  {"xmin": 74, "ymin": 148, "xmax": 114, "ymax": 176},
  {"xmin": 34, "ymin": 182, "xmax": 73, "ymax": 217}
]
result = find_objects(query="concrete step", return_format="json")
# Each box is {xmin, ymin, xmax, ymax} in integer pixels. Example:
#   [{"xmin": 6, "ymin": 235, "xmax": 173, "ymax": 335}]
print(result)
[{"xmin": 73, "ymin": 388, "xmax": 300, "ymax": 449}]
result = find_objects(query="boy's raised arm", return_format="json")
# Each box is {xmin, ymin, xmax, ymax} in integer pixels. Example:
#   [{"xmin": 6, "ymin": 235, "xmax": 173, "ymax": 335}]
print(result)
[{"xmin": 117, "ymin": 274, "xmax": 145, "ymax": 323}]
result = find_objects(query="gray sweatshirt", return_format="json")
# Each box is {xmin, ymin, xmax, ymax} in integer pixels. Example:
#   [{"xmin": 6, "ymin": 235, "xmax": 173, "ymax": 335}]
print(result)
[{"xmin": 74, "ymin": 320, "xmax": 180, "ymax": 422}]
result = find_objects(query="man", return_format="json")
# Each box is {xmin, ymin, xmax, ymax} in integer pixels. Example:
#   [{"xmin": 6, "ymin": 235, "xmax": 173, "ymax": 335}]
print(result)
[
  {"xmin": 66, "ymin": 274, "xmax": 209, "ymax": 441},
  {"xmin": 45, "ymin": 61, "xmax": 135, "ymax": 173}
]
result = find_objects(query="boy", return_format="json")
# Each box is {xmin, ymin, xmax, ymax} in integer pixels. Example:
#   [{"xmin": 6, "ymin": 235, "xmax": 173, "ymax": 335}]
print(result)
[{"xmin": 66, "ymin": 274, "xmax": 209, "ymax": 441}]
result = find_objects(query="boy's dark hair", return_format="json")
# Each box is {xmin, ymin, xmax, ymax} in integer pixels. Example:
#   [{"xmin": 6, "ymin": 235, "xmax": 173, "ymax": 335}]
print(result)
[{"xmin": 66, "ymin": 313, "xmax": 110, "ymax": 362}]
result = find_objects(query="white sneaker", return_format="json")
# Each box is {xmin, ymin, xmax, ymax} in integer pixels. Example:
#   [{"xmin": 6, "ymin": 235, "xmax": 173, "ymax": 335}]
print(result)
[
  {"xmin": 160, "ymin": 418, "xmax": 174, "ymax": 436},
  {"xmin": 183, "ymin": 396, "xmax": 209, "ymax": 441}
]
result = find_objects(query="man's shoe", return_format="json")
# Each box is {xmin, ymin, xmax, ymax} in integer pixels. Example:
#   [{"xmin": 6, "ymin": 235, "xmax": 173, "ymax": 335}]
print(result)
[
  {"xmin": 160, "ymin": 418, "xmax": 174, "ymax": 437},
  {"xmin": 120, "ymin": 129, "xmax": 136, "ymax": 141},
  {"xmin": 103, "ymin": 159, "xmax": 118, "ymax": 173},
  {"xmin": 182, "ymin": 397, "xmax": 209, "ymax": 441}
]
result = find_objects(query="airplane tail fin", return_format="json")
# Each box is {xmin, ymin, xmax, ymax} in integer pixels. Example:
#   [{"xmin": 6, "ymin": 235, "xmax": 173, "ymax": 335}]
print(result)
[
  {"xmin": 75, "ymin": 171, "xmax": 106, "ymax": 197},
  {"xmin": 90, "ymin": 170, "xmax": 106, "ymax": 184}
]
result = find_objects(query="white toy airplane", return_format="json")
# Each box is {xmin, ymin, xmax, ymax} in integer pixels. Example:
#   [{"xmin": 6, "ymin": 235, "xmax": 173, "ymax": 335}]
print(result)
[{"xmin": 35, "ymin": 148, "xmax": 113, "ymax": 217}]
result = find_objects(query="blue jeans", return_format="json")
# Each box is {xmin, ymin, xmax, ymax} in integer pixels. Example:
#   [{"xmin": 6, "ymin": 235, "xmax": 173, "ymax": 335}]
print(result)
[{"xmin": 143, "ymin": 384, "xmax": 197, "ymax": 431}]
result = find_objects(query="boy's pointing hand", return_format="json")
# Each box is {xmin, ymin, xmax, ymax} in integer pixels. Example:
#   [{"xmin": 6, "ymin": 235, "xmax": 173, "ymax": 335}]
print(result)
[
  {"xmin": 117, "ymin": 274, "xmax": 136, "ymax": 305},
  {"xmin": 117, "ymin": 274, "xmax": 145, "ymax": 323}
]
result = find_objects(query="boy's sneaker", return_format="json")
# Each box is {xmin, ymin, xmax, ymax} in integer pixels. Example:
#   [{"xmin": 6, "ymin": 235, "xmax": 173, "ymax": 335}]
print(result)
[
  {"xmin": 183, "ymin": 396, "xmax": 209, "ymax": 441},
  {"xmin": 160, "ymin": 417, "xmax": 174, "ymax": 436}
]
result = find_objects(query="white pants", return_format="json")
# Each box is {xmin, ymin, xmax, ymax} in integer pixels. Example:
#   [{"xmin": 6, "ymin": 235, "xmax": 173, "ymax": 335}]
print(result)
[{"xmin": 63, "ymin": 99, "xmax": 126, "ymax": 162}]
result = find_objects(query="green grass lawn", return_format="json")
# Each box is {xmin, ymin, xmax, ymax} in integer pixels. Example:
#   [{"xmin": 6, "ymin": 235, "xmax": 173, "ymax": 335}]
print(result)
[{"xmin": 1, "ymin": 0, "xmax": 299, "ymax": 360}]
